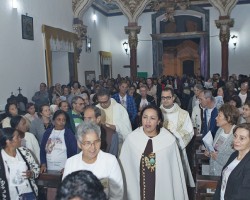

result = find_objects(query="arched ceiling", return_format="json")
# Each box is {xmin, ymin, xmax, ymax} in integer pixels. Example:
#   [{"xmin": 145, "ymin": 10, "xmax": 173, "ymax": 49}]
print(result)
[{"xmin": 91, "ymin": 0, "xmax": 250, "ymax": 16}]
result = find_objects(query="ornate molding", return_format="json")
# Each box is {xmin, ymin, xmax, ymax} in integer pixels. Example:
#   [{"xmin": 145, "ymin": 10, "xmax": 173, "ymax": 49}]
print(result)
[
  {"xmin": 72, "ymin": 0, "xmax": 94, "ymax": 18},
  {"xmin": 150, "ymin": 0, "xmax": 189, "ymax": 22},
  {"xmin": 215, "ymin": 18, "xmax": 234, "ymax": 43},
  {"xmin": 114, "ymin": 0, "xmax": 149, "ymax": 23},
  {"xmin": 73, "ymin": 18, "xmax": 88, "ymax": 62},
  {"xmin": 125, "ymin": 26, "xmax": 141, "ymax": 49},
  {"xmin": 208, "ymin": 0, "xmax": 238, "ymax": 16}
]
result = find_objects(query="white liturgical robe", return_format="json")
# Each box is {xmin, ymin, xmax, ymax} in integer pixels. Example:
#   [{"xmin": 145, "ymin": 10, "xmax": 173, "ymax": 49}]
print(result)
[
  {"xmin": 119, "ymin": 127, "xmax": 189, "ymax": 200},
  {"xmin": 160, "ymin": 103, "xmax": 195, "ymax": 187}
]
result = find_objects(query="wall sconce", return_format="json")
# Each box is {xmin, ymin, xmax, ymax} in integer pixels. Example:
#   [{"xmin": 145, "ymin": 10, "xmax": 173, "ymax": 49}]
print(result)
[
  {"xmin": 12, "ymin": 0, "xmax": 18, "ymax": 9},
  {"xmin": 123, "ymin": 41, "xmax": 129, "ymax": 55},
  {"xmin": 231, "ymin": 35, "xmax": 238, "ymax": 50},
  {"xmin": 92, "ymin": 14, "xmax": 97, "ymax": 22},
  {"xmin": 86, "ymin": 37, "xmax": 91, "ymax": 53}
]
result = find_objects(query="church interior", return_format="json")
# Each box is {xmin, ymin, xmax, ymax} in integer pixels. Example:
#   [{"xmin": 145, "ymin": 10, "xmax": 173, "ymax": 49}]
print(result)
[
  {"xmin": 1, "ymin": 1, "xmax": 250, "ymax": 199},
  {"xmin": 0, "ymin": 0, "xmax": 249, "ymax": 108}
]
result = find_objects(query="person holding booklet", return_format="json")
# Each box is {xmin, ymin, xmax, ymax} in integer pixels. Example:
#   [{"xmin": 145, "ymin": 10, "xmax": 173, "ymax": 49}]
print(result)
[{"xmin": 204, "ymin": 104, "xmax": 239, "ymax": 176}]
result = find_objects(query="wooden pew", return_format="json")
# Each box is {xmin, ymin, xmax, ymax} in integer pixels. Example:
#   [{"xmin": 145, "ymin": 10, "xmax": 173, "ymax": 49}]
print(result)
[
  {"xmin": 195, "ymin": 174, "xmax": 220, "ymax": 200},
  {"xmin": 194, "ymin": 147, "xmax": 220, "ymax": 200},
  {"xmin": 36, "ymin": 170, "xmax": 62, "ymax": 200}
]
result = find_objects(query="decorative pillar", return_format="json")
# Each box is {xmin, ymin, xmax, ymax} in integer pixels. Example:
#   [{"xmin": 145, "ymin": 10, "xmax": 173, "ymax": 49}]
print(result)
[
  {"xmin": 215, "ymin": 17, "xmax": 234, "ymax": 80},
  {"xmin": 125, "ymin": 24, "xmax": 141, "ymax": 80},
  {"xmin": 113, "ymin": 0, "xmax": 148, "ymax": 79},
  {"xmin": 72, "ymin": 0, "xmax": 94, "ymax": 62},
  {"xmin": 208, "ymin": 0, "xmax": 238, "ymax": 80},
  {"xmin": 73, "ymin": 18, "xmax": 87, "ymax": 62}
]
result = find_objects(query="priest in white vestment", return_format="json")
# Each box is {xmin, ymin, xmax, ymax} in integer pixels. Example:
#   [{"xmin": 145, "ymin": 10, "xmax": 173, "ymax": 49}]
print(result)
[
  {"xmin": 160, "ymin": 88, "xmax": 195, "ymax": 187},
  {"xmin": 120, "ymin": 105, "xmax": 189, "ymax": 200},
  {"xmin": 96, "ymin": 88, "xmax": 132, "ymax": 144}
]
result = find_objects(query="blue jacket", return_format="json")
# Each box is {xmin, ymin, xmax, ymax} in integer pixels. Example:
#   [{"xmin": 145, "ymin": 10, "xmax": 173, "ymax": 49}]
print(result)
[
  {"xmin": 40, "ymin": 127, "xmax": 77, "ymax": 165},
  {"xmin": 112, "ymin": 94, "xmax": 137, "ymax": 123},
  {"xmin": 202, "ymin": 107, "xmax": 219, "ymax": 138}
]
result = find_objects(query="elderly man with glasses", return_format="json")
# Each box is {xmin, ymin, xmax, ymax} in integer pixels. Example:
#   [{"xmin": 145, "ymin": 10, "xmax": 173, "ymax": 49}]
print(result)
[{"xmin": 67, "ymin": 96, "xmax": 85, "ymax": 134}]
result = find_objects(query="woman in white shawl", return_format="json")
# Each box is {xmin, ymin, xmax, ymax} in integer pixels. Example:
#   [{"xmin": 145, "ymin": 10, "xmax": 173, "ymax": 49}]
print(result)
[{"xmin": 120, "ymin": 105, "xmax": 188, "ymax": 200}]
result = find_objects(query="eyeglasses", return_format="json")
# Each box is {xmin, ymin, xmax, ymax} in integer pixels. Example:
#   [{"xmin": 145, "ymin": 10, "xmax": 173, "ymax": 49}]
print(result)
[
  {"xmin": 98, "ymin": 98, "xmax": 110, "ymax": 105},
  {"xmin": 75, "ymin": 102, "xmax": 84, "ymax": 106},
  {"xmin": 80, "ymin": 139, "xmax": 101, "ymax": 148},
  {"xmin": 161, "ymin": 96, "xmax": 172, "ymax": 100}
]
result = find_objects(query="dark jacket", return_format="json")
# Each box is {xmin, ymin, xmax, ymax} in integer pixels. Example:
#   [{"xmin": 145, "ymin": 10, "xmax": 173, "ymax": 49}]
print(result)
[
  {"xmin": 238, "ymin": 91, "xmax": 250, "ymax": 105},
  {"xmin": 213, "ymin": 151, "xmax": 250, "ymax": 200},
  {"xmin": 112, "ymin": 94, "xmax": 137, "ymax": 123},
  {"xmin": 202, "ymin": 107, "xmax": 219, "ymax": 138},
  {"xmin": 100, "ymin": 124, "xmax": 119, "ymax": 157},
  {"xmin": 134, "ymin": 94, "xmax": 156, "ymax": 112},
  {"xmin": 40, "ymin": 127, "xmax": 77, "ymax": 166}
]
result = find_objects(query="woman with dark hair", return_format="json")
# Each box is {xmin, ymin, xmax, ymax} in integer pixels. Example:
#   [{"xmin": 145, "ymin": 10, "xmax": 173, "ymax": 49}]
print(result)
[
  {"xmin": 1, "ymin": 102, "xmax": 18, "ymax": 128},
  {"xmin": 58, "ymin": 101, "xmax": 69, "ymax": 112},
  {"xmin": 120, "ymin": 105, "xmax": 188, "ymax": 200},
  {"xmin": 10, "ymin": 116, "xmax": 40, "ymax": 164},
  {"xmin": 30, "ymin": 104, "xmax": 52, "ymax": 145},
  {"xmin": 40, "ymin": 110, "xmax": 77, "ymax": 173},
  {"xmin": 24, "ymin": 102, "xmax": 38, "ymax": 124},
  {"xmin": 204, "ymin": 104, "xmax": 240, "ymax": 176},
  {"xmin": 71, "ymin": 81, "xmax": 81, "ymax": 96},
  {"xmin": 56, "ymin": 170, "xmax": 107, "ymax": 200},
  {"xmin": 0, "ymin": 128, "xmax": 39, "ymax": 200},
  {"xmin": 146, "ymin": 78, "xmax": 157, "ymax": 103},
  {"xmin": 229, "ymin": 95, "xmax": 242, "ymax": 109},
  {"xmin": 213, "ymin": 123, "xmax": 250, "ymax": 200}
]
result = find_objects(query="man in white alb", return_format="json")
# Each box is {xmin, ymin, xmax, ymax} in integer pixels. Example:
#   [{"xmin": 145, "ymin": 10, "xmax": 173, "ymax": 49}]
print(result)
[{"xmin": 160, "ymin": 87, "xmax": 195, "ymax": 187}]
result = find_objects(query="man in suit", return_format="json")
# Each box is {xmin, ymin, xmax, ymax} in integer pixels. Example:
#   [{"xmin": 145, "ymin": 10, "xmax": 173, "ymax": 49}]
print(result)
[
  {"xmin": 198, "ymin": 90, "xmax": 219, "ymax": 138},
  {"xmin": 112, "ymin": 80, "xmax": 137, "ymax": 129}
]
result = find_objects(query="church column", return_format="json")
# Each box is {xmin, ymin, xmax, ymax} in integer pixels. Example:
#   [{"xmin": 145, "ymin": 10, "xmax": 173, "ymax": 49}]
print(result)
[
  {"xmin": 114, "ymin": 0, "xmax": 149, "ymax": 79},
  {"xmin": 73, "ymin": 18, "xmax": 87, "ymax": 62},
  {"xmin": 72, "ymin": 0, "xmax": 94, "ymax": 62},
  {"xmin": 208, "ymin": 0, "xmax": 238, "ymax": 80},
  {"xmin": 215, "ymin": 18, "xmax": 234, "ymax": 80},
  {"xmin": 125, "ymin": 24, "xmax": 141, "ymax": 80}
]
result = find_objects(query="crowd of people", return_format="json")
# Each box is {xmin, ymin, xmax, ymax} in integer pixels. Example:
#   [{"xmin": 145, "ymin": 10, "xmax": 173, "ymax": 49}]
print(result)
[{"xmin": 0, "ymin": 72, "xmax": 250, "ymax": 200}]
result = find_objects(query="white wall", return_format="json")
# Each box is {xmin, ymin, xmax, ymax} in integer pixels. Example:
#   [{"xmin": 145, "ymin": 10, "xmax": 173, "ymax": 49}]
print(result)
[
  {"xmin": 107, "ymin": 12, "xmax": 154, "ymax": 78},
  {"xmin": 78, "ymin": 7, "xmax": 111, "ymax": 85},
  {"xmin": 0, "ymin": 0, "xmax": 74, "ymax": 109},
  {"xmin": 208, "ymin": 4, "xmax": 250, "ymax": 77},
  {"xmin": 1, "ymin": 2, "xmax": 250, "ymax": 110},
  {"xmin": 52, "ymin": 52, "xmax": 69, "ymax": 85}
]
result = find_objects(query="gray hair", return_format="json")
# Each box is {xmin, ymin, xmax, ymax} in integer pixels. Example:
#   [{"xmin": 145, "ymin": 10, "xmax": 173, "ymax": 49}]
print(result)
[
  {"xmin": 71, "ymin": 96, "xmax": 84, "ymax": 107},
  {"xmin": 194, "ymin": 84, "xmax": 204, "ymax": 91},
  {"xmin": 203, "ymin": 90, "xmax": 215, "ymax": 102},
  {"xmin": 76, "ymin": 121, "xmax": 101, "ymax": 142}
]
